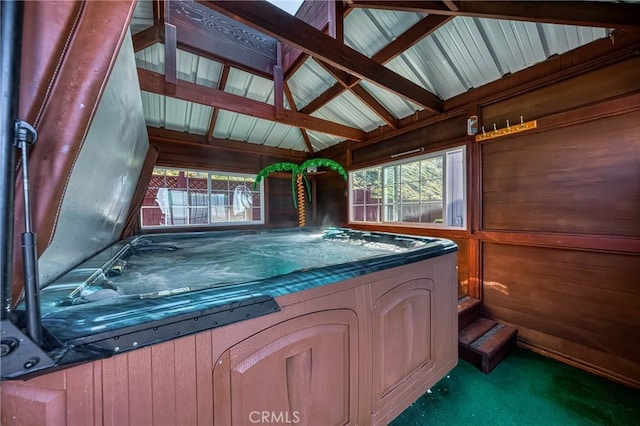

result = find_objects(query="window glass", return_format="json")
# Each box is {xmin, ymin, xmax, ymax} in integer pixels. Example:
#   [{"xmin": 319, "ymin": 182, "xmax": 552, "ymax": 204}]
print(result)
[
  {"xmin": 349, "ymin": 146, "xmax": 465, "ymax": 229},
  {"xmin": 141, "ymin": 168, "xmax": 264, "ymax": 227}
]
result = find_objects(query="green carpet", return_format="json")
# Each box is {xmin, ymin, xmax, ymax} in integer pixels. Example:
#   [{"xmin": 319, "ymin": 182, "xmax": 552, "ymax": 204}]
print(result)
[{"xmin": 391, "ymin": 348, "xmax": 640, "ymax": 426}]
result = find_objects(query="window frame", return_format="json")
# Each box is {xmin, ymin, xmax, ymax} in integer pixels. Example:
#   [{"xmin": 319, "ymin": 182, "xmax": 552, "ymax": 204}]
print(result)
[
  {"xmin": 348, "ymin": 146, "xmax": 466, "ymax": 230},
  {"xmin": 140, "ymin": 167, "xmax": 265, "ymax": 229}
]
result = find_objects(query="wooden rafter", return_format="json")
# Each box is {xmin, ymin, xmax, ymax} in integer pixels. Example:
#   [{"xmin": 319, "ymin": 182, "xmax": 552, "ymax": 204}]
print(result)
[
  {"xmin": 348, "ymin": 0, "xmax": 640, "ymax": 29},
  {"xmin": 201, "ymin": 0, "xmax": 442, "ymax": 112},
  {"xmin": 148, "ymin": 127, "xmax": 309, "ymax": 160},
  {"xmin": 132, "ymin": 26, "xmax": 274, "ymax": 79},
  {"xmin": 371, "ymin": 15, "xmax": 451, "ymax": 65},
  {"xmin": 319, "ymin": 61, "xmax": 351, "ymax": 87},
  {"xmin": 138, "ymin": 68, "xmax": 365, "ymax": 141},
  {"xmin": 442, "ymin": 0, "xmax": 459, "ymax": 12},
  {"xmin": 304, "ymin": 14, "xmax": 451, "ymax": 114},
  {"xmin": 284, "ymin": 83, "xmax": 315, "ymax": 154},
  {"xmin": 312, "ymin": 63, "xmax": 400, "ymax": 130},
  {"xmin": 299, "ymin": 84, "xmax": 345, "ymax": 115},
  {"xmin": 281, "ymin": 0, "xmax": 332, "ymax": 74},
  {"xmin": 170, "ymin": 1, "xmax": 277, "ymax": 77},
  {"xmin": 351, "ymin": 85, "xmax": 399, "ymax": 130},
  {"xmin": 132, "ymin": 25, "xmax": 161, "ymax": 52},
  {"xmin": 206, "ymin": 65, "xmax": 230, "ymax": 142}
]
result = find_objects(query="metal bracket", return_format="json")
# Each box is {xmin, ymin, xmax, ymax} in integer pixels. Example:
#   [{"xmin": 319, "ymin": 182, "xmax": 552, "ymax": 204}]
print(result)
[
  {"xmin": 1, "ymin": 320, "xmax": 55, "ymax": 380},
  {"xmin": 14, "ymin": 119, "xmax": 37, "ymax": 147}
]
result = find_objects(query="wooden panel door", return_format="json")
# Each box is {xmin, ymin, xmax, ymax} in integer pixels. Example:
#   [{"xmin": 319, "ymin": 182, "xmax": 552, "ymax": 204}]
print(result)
[
  {"xmin": 371, "ymin": 278, "xmax": 435, "ymax": 415},
  {"xmin": 213, "ymin": 309, "xmax": 359, "ymax": 426}
]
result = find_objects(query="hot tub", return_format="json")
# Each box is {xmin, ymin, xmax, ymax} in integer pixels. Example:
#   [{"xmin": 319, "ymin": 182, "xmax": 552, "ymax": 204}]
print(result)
[{"xmin": 2, "ymin": 227, "xmax": 458, "ymax": 425}]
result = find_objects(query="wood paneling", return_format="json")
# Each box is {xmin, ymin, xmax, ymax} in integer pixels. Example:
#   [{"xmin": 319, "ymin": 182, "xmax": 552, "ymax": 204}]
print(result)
[
  {"xmin": 156, "ymin": 139, "xmax": 262, "ymax": 173},
  {"xmin": 482, "ymin": 111, "xmax": 640, "ymax": 237},
  {"xmin": 454, "ymin": 237, "xmax": 470, "ymax": 296},
  {"xmin": 152, "ymin": 137, "xmax": 304, "ymax": 175},
  {"xmin": 314, "ymin": 173, "xmax": 347, "ymax": 227},
  {"xmin": 351, "ymin": 114, "xmax": 467, "ymax": 167},
  {"xmin": 482, "ymin": 243, "xmax": 640, "ymax": 385},
  {"xmin": 267, "ymin": 177, "xmax": 299, "ymax": 226},
  {"xmin": 482, "ymin": 57, "xmax": 640, "ymax": 128}
]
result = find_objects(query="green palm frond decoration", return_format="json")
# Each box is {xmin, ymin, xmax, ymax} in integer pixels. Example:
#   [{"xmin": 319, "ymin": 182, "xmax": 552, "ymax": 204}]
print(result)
[
  {"xmin": 253, "ymin": 158, "xmax": 347, "ymax": 227},
  {"xmin": 300, "ymin": 158, "xmax": 348, "ymax": 181}
]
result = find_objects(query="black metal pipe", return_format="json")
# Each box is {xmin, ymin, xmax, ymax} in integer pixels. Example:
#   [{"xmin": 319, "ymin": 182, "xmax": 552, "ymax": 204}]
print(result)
[{"xmin": 0, "ymin": 0, "xmax": 24, "ymax": 320}]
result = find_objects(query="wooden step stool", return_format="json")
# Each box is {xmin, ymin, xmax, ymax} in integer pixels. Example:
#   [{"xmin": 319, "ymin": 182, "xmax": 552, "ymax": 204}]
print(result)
[{"xmin": 458, "ymin": 318, "xmax": 518, "ymax": 374}]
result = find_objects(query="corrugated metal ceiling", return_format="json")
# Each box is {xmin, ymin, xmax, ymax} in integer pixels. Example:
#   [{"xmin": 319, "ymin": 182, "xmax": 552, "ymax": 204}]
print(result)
[
  {"xmin": 286, "ymin": 57, "xmax": 337, "ymax": 110},
  {"xmin": 136, "ymin": 44, "xmax": 223, "ymax": 87},
  {"xmin": 344, "ymin": 8, "xmax": 425, "ymax": 57},
  {"xmin": 131, "ymin": 5, "xmax": 610, "ymax": 153},
  {"xmin": 130, "ymin": 0, "xmax": 153, "ymax": 35},
  {"xmin": 141, "ymin": 92, "xmax": 212, "ymax": 135},
  {"xmin": 386, "ymin": 17, "xmax": 608, "ymax": 99},
  {"xmin": 214, "ymin": 110, "xmax": 307, "ymax": 151},
  {"xmin": 313, "ymin": 91, "xmax": 386, "ymax": 132}
]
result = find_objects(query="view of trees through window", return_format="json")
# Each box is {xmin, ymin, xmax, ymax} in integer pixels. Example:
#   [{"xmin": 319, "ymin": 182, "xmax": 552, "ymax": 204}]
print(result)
[
  {"xmin": 350, "ymin": 147, "xmax": 465, "ymax": 228},
  {"xmin": 140, "ymin": 167, "xmax": 263, "ymax": 227}
]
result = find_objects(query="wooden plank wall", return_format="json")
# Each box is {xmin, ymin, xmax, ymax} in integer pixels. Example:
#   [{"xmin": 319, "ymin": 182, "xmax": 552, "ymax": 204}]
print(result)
[
  {"xmin": 478, "ymin": 56, "xmax": 640, "ymax": 388},
  {"xmin": 315, "ymin": 55, "xmax": 640, "ymax": 387}
]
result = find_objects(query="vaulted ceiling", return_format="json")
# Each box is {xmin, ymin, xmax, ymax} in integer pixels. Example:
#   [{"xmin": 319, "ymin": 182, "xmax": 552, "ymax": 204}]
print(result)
[{"xmin": 130, "ymin": 0, "xmax": 640, "ymax": 154}]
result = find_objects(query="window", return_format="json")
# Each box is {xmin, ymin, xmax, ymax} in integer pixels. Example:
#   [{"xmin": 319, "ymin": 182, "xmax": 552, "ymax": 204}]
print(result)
[
  {"xmin": 349, "ymin": 147, "xmax": 465, "ymax": 228},
  {"xmin": 141, "ymin": 167, "xmax": 264, "ymax": 227}
]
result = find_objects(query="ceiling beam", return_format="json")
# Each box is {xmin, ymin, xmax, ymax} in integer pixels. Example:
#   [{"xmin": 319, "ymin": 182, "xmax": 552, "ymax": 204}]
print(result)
[
  {"xmin": 303, "ymin": 14, "xmax": 450, "ymax": 114},
  {"xmin": 133, "ymin": 25, "xmax": 161, "ymax": 52},
  {"xmin": 132, "ymin": 27, "xmax": 274, "ymax": 79},
  {"xmin": 284, "ymin": 83, "xmax": 315, "ymax": 154},
  {"xmin": 281, "ymin": 0, "xmax": 331, "ymax": 73},
  {"xmin": 319, "ymin": 61, "xmax": 351, "ymax": 87},
  {"xmin": 348, "ymin": 1, "xmax": 640, "ymax": 29},
  {"xmin": 372, "ymin": 15, "xmax": 451, "ymax": 64},
  {"xmin": 201, "ymin": 0, "xmax": 443, "ymax": 112},
  {"xmin": 170, "ymin": 1, "xmax": 276, "ymax": 77},
  {"xmin": 299, "ymin": 84, "xmax": 345, "ymax": 115},
  {"xmin": 442, "ymin": 0, "xmax": 459, "ymax": 12},
  {"xmin": 206, "ymin": 65, "xmax": 230, "ymax": 142},
  {"xmin": 138, "ymin": 68, "xmax": 365, "ymax": 141},
  {"xmin": 148, "ymin": 127, "xmax": 309, "ymax": 159},
  {"xmin": 351, "ymin": 85, "xmax": 399, "ymax": 130}
]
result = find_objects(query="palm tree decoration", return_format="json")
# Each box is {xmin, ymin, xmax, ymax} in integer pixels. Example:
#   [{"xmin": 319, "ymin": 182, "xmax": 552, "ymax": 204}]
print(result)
[{"xmin": 254, "ymin": 158, "xmax": 347, "ymax": 227}]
